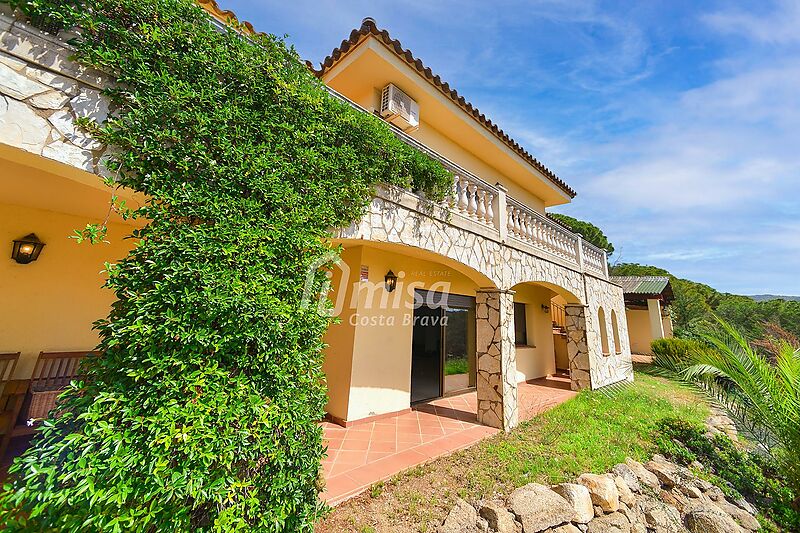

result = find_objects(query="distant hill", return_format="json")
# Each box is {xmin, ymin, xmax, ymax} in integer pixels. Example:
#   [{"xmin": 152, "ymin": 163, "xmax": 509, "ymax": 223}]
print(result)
[
  {"xmin": 750, "ymin": 295, "xmax": 800, "ymax": 302},
  {"xmin": 609, "ymin": 262, "xmax": 800, "ymax": 339}
]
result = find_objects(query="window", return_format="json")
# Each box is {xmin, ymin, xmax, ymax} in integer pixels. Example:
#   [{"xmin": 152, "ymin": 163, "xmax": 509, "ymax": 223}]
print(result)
[
  {"xmin": 514, "ymin": 302, "xmax": 527, "ymax": 346},
  {"xmin": 611, "ymin": 310, "xmax": 622, "ymax": 354},
  {"xmin": 598, "ymin": 307, "xmax": 610, "ymax": 355}
]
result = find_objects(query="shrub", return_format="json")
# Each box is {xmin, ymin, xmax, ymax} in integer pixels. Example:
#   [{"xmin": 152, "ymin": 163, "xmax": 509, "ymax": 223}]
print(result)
[
  {"xmin": 0, "ymin": 0, "xmax": 452, "ymax": 530},
  {"xmin": 650, "ymin": 337, "xmax": 704, "ymax": 361},
  {"xmin": 655, "ymin": 417, "xmax": 799, "ymax": 530}
]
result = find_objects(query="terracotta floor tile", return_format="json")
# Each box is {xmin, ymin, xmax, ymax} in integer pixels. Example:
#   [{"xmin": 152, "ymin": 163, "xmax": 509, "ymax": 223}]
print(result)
[{"xmin": 319, "ymin": 380, "xmax": 575, "ymax": 505}]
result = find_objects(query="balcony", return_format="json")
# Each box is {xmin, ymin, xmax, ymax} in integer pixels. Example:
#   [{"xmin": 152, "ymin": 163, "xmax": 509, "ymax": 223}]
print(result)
[{"xmin": 328, "ymin": 88, "xmax": 609, "ymax": 280}]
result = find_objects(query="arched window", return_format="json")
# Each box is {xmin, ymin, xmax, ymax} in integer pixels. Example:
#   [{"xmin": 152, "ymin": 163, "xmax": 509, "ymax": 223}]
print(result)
[
  {"xmin": 598, "ymin": 307, "xmax": 610, "ymax": 355},
  {"xmin": 611, "ymin": 310, "xmax": 622, "ymax": 354}
]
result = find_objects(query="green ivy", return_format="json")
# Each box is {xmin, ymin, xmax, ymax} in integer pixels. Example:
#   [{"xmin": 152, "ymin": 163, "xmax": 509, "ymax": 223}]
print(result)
[{"xmin": 0, "ymin": 0, "xmax": 452, "ymax": 530}]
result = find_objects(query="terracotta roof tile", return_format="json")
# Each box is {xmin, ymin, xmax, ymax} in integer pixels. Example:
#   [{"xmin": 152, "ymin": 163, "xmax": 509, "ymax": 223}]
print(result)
[{"xmin": 311, "ymin": 18, "xmax": 577, "ymax": 198}]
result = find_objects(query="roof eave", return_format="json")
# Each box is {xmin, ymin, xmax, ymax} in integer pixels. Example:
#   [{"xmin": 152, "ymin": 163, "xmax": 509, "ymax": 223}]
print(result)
[{"xmin": 313, "ymin": 18, "xmax": 577, "ymax": 199}]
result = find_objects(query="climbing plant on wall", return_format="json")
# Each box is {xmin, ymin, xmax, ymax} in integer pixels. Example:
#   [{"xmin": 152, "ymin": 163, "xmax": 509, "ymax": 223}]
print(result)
[{"xmin": 0, "ymin": 0, "xmax": 451, "ymax": 530}]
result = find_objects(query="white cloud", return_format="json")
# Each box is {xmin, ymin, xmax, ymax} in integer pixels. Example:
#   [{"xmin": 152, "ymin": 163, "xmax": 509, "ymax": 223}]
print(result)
[{"xmin": 702, "ymin": 0, "xmax": 800, "ymax": 45}]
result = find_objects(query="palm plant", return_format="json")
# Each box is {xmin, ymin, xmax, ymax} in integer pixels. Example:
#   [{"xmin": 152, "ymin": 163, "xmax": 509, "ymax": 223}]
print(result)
[{"xmin": 650, "ymin": 318, "xmax": 800, "ymax": 504}]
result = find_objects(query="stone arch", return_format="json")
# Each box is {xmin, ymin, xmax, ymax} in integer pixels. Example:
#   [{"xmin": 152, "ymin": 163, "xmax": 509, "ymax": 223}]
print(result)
[
  {"xmin": 611, "ymin": 310, "xmax": 621, "ymax": 355},
  {"xmin": 338, "ymin": 195, "xmax": 504, "ymax": 287},
  {"xmin": 335, "ymin": 238, "xmax": 497, "ymax": 289},
  {"xmin": 597, "ymin": 306, "xmax": 610, "ymax": 355}
]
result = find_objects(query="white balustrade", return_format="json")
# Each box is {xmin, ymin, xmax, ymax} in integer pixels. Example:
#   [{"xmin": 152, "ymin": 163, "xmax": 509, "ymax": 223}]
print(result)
[
  {"xmin": 505, "ymin": 199, "xmax": 584, "ymax": 266},
  {"xmin": 451, "ymin": 175, "xmax": 499, "ymax": 229}
]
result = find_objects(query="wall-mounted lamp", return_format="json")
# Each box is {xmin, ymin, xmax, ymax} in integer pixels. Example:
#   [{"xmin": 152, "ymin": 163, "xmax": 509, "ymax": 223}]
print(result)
[
  {"xmin": 541, "ymin": 304, "xmax": 551, "ymax": 314},
  {"xmin": 384, "ymin": 270, "xmax": 398, "ymax": 293},
  {"xmin": 11, "ymin": 233, "xmax": 45, "ymax": 264}
]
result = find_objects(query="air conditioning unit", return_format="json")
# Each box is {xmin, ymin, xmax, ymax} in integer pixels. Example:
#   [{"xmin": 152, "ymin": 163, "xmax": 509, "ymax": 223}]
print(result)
[{"xmin": 380, "ymin": 83, "xmax": 420, "ymax": 131}]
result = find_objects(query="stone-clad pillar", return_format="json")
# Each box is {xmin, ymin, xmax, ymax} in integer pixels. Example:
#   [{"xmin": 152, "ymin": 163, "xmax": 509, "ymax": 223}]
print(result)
[
  {"xmin": 476, "ymin": 289, "xmax": 518, "ymax": 431},
  {"xmin": 565, "ymin": 304, "xmax": 592, "ymax": 391}
]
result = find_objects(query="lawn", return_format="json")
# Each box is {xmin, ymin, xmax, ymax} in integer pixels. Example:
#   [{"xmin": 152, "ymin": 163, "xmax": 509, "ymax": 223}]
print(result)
[{"xmin": 316, "ymin": 372, "xmax": 709, "ymax": 533}]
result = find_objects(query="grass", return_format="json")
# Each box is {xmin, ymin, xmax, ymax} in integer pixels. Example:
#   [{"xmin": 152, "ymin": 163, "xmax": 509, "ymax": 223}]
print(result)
[
  {"xmin": 317, "ymin": 372, "xmax": 709, "ymax": 533},
  {"xmin": 443, "ymin": 357, "xmax": 469, "ymax": 376}
]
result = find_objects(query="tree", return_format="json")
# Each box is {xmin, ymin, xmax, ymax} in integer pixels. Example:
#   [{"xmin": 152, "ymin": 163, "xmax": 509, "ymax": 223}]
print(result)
[
  {"xmin": 650, "ymin": 319, "xmax": 800, "ymax": 508},
  {"xmin": 549, "ymin": 213, "xmax": 614, "ymax": 253}
]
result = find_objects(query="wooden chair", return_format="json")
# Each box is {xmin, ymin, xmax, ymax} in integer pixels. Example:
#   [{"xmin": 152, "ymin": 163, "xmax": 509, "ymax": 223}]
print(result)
[
  {"xmin": 27, "ymin": 351, "xmax": 99, "ymax": 421},
  {"xmin": 0, "ymin": 352, "xmax": 20, "ymax": 387},
  {"xmin": 0, "ymin": 352, "xmax": 22, "ymax": 461},
  {"xmin": 0, "ymin": 380, "xmax": 28, "ymax": 461}
]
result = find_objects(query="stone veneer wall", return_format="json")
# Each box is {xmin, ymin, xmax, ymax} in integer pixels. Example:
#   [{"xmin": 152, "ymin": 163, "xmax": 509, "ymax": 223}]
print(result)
[
  {"xmin": 475, "ymin": 290, "xmax": 518, "ymax": 431},
  {"xmin": 564, "ymin": 304, "xmax": 592, "ymax": 391},
  {"xmin": 584, "ymin": 275, "xmax": 634, "ymax": 389},
  {"xmin": 0, "ymin": 11, "xmax": 110, "ymax": 174}
]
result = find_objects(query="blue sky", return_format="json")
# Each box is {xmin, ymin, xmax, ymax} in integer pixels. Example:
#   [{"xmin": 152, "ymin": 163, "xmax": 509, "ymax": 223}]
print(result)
[{"xmin": 221, "ymin": 0, "xmax": 800, "ymax": 296}]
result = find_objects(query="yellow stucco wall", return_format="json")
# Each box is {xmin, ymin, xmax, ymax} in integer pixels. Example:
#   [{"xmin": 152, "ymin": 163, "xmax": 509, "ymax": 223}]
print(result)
[
  {"xmin": 322, "ymin": 243, "xmax": 482, "ymax": 422},
  {"xmin": 0, "ymin": 202, "xmax": 134, "ymax": 379},
  {"xmin": 626, "ymin": 308, "xmax": 654, "ymax": 355},
  {"xmin": 512, "ymin": 283, "xmax": 557, "ymax": 382},
  {"xmin": 321, "ymin": 41, "xmax": 570, "ymax": 211}
]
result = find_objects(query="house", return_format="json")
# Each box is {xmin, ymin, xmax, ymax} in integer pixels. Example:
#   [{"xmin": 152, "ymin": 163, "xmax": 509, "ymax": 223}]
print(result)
[
  {"xmin": 610, "ymin": 276, "xmax": 674, "ymax": 355},
  {"xmin": 0, "ymin": 0, "xmax": 632, "ymax": 451}
]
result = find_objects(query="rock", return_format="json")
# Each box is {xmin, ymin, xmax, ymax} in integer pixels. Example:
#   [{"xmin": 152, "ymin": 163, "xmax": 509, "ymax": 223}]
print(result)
[
  {"xmin": 509, "ymin": 483, "xmax": 575, "ymax": 532},
  {"xmin": 643, "ymin": 502, "xmax": 682, "ymax": 533},
  {"xmin": 69, "ymin": 87, "xmax": 109, "ymax": 124},
  {"xmin": 0, "ymin": 62, "xmax": 49, "ymax": 99},
  {"xmin": 586, "ymin": 511, "xmax": 631, "ymax": 533},
  {"xmin": 479, "ymin": 500, "xmax": 520, "ymax": 533},
  {"xmin": 689, "ymin": 460, "xmax": 704, "ymax": 471},
  {"xmin": 594, "ymin": 505, "xmax": 604, "ymax": 517},
  {"xmin": 439, "ymin": 498, "xmax": 481, "ymax": 533},
  {"xmin": 659, "ymin": 489, "xmax": 691, "ymax": 513},
  {"xmin": 704, "ymin": 486, "xmax": 725, "ymax": 502},
  {"xmin": 613, "ymin": 476, "xmax": 636, "ymax": 507},
  {"xmin": 679, "ymin": 484, "xmax": 702, "ymax": 499},
  {"xmin": 28, "ymin": 89, "xmax": 70, "ymax": 110},
  {"xmin": 644, "ymin": 461, "xmax": 679, "ymax": 488},
  {"xmin": 577, "ymin": 474, "xmax": 620, "ymax": 513},
  {"xmin": 715, "ymin": 499, "xmax": 760, "ymax": 531},
  {"xmin": 612, "ymin": 463, "xmax": 641, "ymax": 493},
  {"xmin": 734, "ymin": 497, "xmax": 758, "ymax": 516},
  {"xmin": 685, "ymin": 508, "xmax": 743, "ymax": 533},
  {"xmin": 41, "ymin": 140, "xmax": 94, "ymax": 172},
  {"xmin": 0, "ymin": 95, "xmax": 52, "ymax": 152},
  {"xmin": 552, "ymin": 483, "xmax": 594, "ymax": 524},
  {"xmin": 624, "ymin": 458, "xmax": 659, "ymax": 489},
  {"xmin": 577, "ymin": 524, "xmax": 588, "ymax": 533},
  {"xmin": 616, "ymin": 502, "xmax": 645, "ymax": 529},
  {"xmin": 693, "ymin": 479, "xmax": 714, "ymax": 493},
  {"xmin": 551, "ymin": 525, "xmax": 582, "ymax": 533}
]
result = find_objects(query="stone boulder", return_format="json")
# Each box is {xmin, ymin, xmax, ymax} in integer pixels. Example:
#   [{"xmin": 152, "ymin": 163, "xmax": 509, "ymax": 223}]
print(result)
[
  {"xmin": 685, "ymin": 508, "xmax": 744, "ymax": 533},
  {"xmin": 611, "ymin": 463, "xmax": 641, "ymax": 493},
  {"xmin": 439, "ymin": 498, "xmax": 483, "ymax": 533},
  {"xmin": 714, "ymin": 499, "xmax": 760, "ymax": 531},
  {"xmin": 552, "ymin": 483, "xmax": 595, "ymax": 524},
  {"xmin": 644, "ymin": 460, "xmax": 679, "ymax": 489},
  {"xmin": 586, "ymin": 511, "xmax": 630, "ymax": 533},
  {"xmin": 479, "ymin": 500, "xmax": 520, "ymax": 533},
  {"xmin": 613, "ymin": 476, "xmax": 636, "ymax": 507},
  {"xmin": 551, "ymin": 525, "xmax": 582, "ymax": 533},
  {"xmin": 624, "ymin": 458, "xmax": 659, "ymax": 489},
  {"xmin": 642, "ymin": 501, "xmax": 683, "ymax": 533},
  {"xmin": 509, "ymin": 483, "xmax": 575, "ymax": 532},
  {"xmin": 576, "ymin": 474, "xmax": 620, "ymax": 513}
]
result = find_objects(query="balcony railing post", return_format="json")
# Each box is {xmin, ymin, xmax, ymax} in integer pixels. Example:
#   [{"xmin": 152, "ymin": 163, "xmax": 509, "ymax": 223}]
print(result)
[
  {"xmin": 576, "ymin": 234, "xmax": 585, "ymax": 273},
  {"xmin": 495, "ymin": 183, "xmax": 507, "ymax": 242},
  {"xmin": 602, "ymin": 250, "xmax": 609, "ymax": 278}
]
